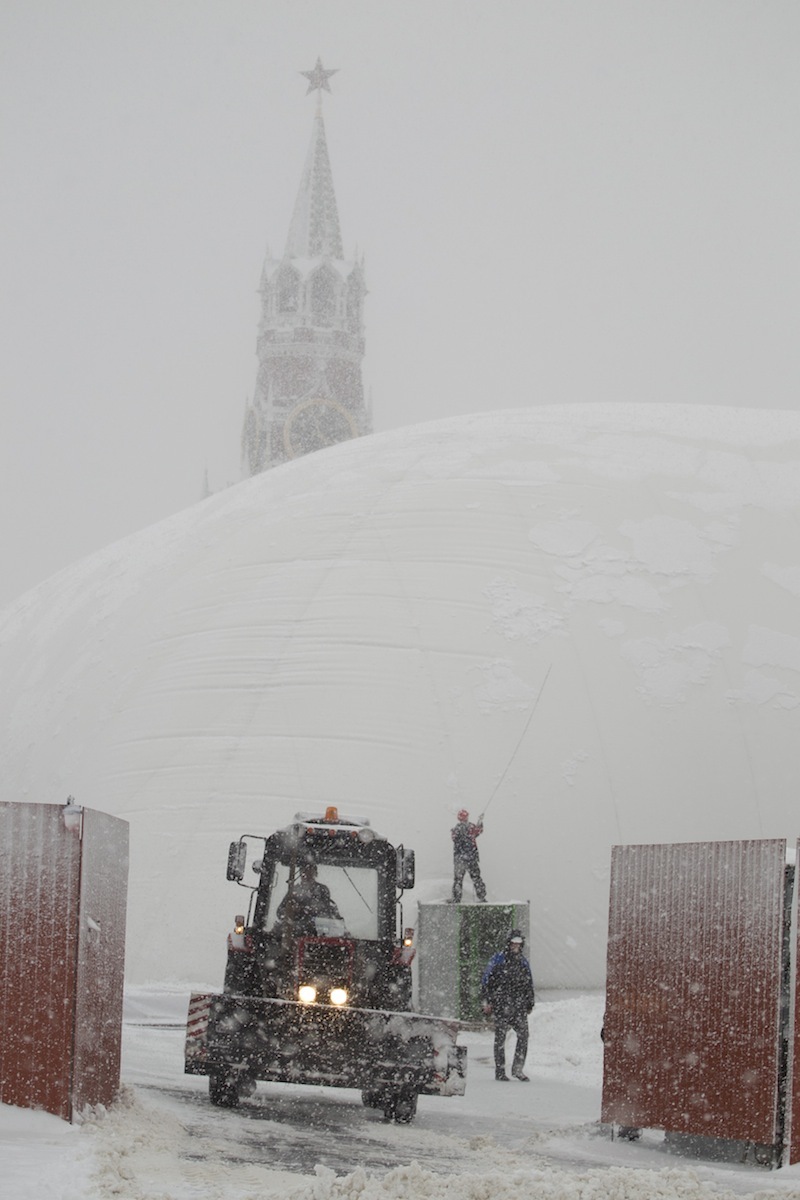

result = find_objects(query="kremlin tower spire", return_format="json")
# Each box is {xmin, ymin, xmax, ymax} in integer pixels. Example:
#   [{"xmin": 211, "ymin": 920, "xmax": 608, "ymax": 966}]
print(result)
[{"xmin": 241, "ymin": 59, "xmax": 370, "ymax": 475}]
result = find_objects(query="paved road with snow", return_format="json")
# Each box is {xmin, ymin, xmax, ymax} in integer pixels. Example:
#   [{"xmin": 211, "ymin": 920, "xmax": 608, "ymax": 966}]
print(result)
[
  {"xmin": 116, "ymin": 993, "xmax": 797, "ymax": 1195},
  {"xmin": 10, "ymin": 990, "xmax": 800, "ymax": 1199}
]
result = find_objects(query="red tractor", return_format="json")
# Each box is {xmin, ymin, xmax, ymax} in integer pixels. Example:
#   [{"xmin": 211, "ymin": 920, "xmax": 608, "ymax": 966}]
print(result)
[{"xmin": 185, "ymin": 807, "xmax": 466, "ymax": 1123}]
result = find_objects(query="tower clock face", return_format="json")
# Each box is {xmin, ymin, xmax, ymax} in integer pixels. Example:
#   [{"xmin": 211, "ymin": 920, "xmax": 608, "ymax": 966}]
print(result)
[{"xmin": 283, "ymin": 397, "xmax": 357, "ymax": 459}]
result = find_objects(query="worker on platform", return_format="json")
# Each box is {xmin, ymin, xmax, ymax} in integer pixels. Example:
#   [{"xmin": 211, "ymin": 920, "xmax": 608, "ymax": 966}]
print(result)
[{"xmin": 451, "ymin": 809, "xmax": 486, "ymax": 903}]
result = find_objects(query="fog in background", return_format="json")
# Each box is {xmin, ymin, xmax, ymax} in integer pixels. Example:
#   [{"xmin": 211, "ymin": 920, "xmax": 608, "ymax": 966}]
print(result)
[{"xmin": 2, "ymin": 1, "xmax": 799, "ymax": 606}]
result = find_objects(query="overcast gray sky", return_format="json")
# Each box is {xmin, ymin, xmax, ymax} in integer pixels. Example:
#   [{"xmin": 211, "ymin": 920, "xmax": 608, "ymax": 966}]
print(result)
[{"xmin": 2, "ymin": 1, "xmax": 799, "ymax": 606}]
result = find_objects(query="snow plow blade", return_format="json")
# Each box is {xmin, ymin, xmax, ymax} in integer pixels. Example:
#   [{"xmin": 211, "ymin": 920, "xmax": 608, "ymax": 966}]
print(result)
[{"xmin": 185, "ymin": 991, "xmax": 466, "ymax": 1097}]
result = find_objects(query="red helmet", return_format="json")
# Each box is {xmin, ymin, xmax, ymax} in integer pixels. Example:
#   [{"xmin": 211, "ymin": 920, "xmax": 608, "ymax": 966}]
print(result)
[{"xmin": 457, "ymin": 809, "xmax": 469, "ymax": 822}]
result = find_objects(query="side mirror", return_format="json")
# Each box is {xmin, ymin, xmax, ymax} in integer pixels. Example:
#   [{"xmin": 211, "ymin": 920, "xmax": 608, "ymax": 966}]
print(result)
[
  {"xmin": 397, "ymin": 847, "xmax": 415, "ymax": 890},
  {"xmin": 227, "ymin": 840, "xmax": 247, "ymax": 882}
]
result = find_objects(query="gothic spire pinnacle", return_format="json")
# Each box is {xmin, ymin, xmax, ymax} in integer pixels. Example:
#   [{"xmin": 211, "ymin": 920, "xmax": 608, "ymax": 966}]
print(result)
[{"xmin": 284, "ymin": 64, "xmax": 343, "ymax": 259}]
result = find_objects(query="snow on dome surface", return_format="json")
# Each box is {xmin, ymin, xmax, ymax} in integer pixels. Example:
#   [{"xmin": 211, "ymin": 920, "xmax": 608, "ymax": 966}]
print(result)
[{"xmin": 2, "ymin": 404, "xmax": 800, "ymax": 988}]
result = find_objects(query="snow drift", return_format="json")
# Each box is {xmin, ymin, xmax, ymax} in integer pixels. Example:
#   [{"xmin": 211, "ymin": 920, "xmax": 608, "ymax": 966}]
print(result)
[{"xmin": 2, "ymin": 404, "xmax": 800, "ymax": 989}]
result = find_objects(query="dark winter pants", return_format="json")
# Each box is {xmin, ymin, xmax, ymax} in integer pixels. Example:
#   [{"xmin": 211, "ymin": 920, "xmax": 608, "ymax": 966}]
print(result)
[
  {"xmin": 453, "ymin": 855, "xmax": 486, "ymax": 902},
  {"xmin": 493, "ymin": 1008, "xmax": 529, "ymax": 1076}
]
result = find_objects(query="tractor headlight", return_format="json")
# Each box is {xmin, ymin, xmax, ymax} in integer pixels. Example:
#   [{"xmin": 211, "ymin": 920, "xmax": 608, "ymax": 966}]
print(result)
[
  {"xmin": 298, "ymin": 984, "xmax": 317, "ymax": 1004},
  {"xmin": 329, "ymin": 987, "xmax": 348, "ymax": 1007}
]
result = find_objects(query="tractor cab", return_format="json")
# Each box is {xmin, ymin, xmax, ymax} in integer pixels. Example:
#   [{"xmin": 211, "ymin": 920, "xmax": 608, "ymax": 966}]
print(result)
[{"xmin": 224, "ymin": 807, "xmax": 415, "ymax": 1010}]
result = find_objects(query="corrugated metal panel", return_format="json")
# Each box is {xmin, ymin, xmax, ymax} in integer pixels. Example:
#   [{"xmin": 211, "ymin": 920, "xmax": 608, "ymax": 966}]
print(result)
[
  {"xmin": 0, "ymin": 802, "xmax": 81, "ymax": 1120},
  {"xmin": 72, "ymin": 806, "xmax": 129, "ymax": 1114},
  {"xmin": 790, "ymin": 839, "xmax": 800, "ymax": 1164},
  {"xmin": 602, "ymin": 839, "xmax": 786, "ymax": 1147},
  {"xmin": 0, "ymin": 801, "xmax": 128, "ymax": 1121}
]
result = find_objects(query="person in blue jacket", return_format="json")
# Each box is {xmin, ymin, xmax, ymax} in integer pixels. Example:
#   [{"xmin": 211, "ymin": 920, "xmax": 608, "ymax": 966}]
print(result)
[{"xmin": 481, "ymin": 929, "xmax": 535, "ymax": 1081}]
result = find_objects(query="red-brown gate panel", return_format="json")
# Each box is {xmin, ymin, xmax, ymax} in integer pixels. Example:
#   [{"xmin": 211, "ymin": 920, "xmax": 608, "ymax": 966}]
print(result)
[
  {"xmin": 0, "ymin": 802, "xmax": 81, "ymax": 1119},
  {"xmin": 72, "ymin": 806, "xmax": 129, "ymax": 1113},
  {"xmin": 602, "ymin": 839, "xmax": 787, "ymax": 1147},
  {"xmin": 789, "ymin": 839, "xmax": 800, "ymax": 1163},
  {"xmin": 0, "ymin": 801, "xmax": 128, "ymax": 1121}
]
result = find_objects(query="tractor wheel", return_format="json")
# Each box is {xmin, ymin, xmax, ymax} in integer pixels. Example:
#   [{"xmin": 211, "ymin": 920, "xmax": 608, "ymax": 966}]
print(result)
[
  {"xmin": 361, "ymin": 1087, "xmax": 383, "ymax": 1108},
  {"xmin": 393, "ymin": 1090, "xmax": 418, "ymax": 1124},
  {"xmin": 209, "ymin": 1071, "xmax": 241, "ymax": 1108},
  {"xmin": 382, "ymin": 1088, "xmax": 418, "ymax": 1124}
]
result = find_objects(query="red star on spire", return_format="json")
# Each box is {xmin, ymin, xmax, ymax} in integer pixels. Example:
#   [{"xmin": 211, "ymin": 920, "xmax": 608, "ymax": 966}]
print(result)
[{"xmin": 301, "ymin": 57, "xmax": 338, "ymax": 96}]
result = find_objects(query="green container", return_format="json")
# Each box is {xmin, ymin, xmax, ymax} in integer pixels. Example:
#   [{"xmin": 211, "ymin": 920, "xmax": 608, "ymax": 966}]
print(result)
[
  {"xmin": 458, "ymin": 905, "xmax": 521, "ymax": 1021},
  {"xmin": 417, "ymin": 902, "xmax": 530, "ymax": 1021}
]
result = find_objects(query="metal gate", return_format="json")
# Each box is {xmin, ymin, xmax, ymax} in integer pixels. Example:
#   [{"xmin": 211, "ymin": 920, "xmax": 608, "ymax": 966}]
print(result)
[
  {"xmin": 0, "ymin": 801, "xmax": 129, "ymax": 1121},
  {"xmin": 601, "ymin": 839, "xmax": 790, "ymax": 1158},
  {"xmin": 789, "ymin": 839, "xmax": 800, "ymax": 1163}
]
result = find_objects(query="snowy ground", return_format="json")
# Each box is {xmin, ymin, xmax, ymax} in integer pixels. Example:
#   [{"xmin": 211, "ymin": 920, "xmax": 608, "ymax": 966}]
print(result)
[{"xmin": 5, "ymin": 987, "xmax": 800, "ymax": 1199}]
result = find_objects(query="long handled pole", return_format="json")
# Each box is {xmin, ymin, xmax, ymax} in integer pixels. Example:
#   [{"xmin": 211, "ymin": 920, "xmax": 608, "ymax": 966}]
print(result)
[{"xmin": 479, "ymin": 663, "xmax": 552, "ymax": 821}]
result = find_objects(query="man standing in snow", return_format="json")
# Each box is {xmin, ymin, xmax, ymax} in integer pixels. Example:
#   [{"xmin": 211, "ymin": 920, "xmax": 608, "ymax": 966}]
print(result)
[
  {"xmin": 481, "ymin": 929, "xmax": 535, "ymax": 1081},
  {"xmin": 451, "ymin": 809, "xmax": 486, "ymax": 903}
]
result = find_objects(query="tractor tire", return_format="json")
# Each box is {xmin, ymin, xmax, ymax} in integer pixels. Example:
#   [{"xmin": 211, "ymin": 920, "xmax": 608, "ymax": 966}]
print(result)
[
  {"xmin": 209, "ymin": 1071, "xmax": 241, "ymax": 1108},
  {"xmin": 393, "ymin": 1090, "xmax": 418, "ymax": 1124},
  {"xmin": 382, "ymin": 1088, "xmax": 418, "ymax": 1124}
]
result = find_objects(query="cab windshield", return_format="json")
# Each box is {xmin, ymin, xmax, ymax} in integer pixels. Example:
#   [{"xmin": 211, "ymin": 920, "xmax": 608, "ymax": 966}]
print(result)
[{"xmin": 263, "ymin": 861, "xmax": 380, "ymax": 940}]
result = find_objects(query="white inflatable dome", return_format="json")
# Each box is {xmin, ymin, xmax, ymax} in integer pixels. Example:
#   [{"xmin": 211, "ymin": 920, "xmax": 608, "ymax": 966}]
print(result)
[{"xmin": 3, "ymin": 405, "xmax": 800, "ymax": 989}]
